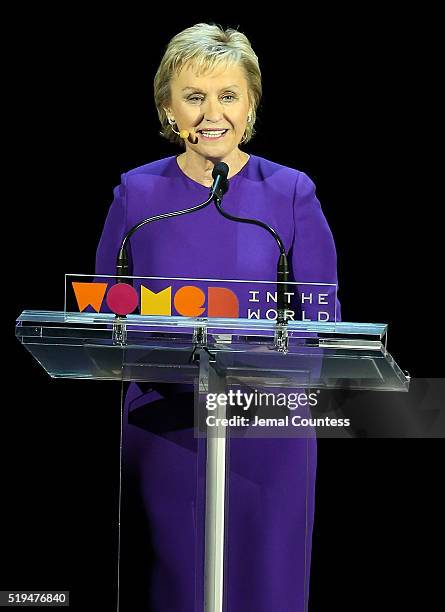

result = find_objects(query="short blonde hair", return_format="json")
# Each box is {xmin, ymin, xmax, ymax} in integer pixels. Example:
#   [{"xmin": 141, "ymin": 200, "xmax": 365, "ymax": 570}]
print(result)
[{"xmin": 154, "ymin": 22, "xmax": 262, "ymax": 148}]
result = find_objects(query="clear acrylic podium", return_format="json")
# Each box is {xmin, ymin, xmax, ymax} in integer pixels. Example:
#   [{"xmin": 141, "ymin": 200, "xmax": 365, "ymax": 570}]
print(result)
[{"xmin": 15, "ymin": 304, "xmax": 409, "ymax": 612}]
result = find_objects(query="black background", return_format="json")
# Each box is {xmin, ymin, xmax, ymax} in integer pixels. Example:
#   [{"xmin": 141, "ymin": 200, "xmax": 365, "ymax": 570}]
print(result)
[{"xmin": 3, "ymin": 8, "xmax": 443, "ymax": 610}]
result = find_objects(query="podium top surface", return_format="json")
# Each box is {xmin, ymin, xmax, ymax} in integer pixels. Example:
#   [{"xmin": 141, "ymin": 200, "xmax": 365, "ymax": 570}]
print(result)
[{"xmin": 16, "ymin": 310, "xmax": 388, "ymax": 339}]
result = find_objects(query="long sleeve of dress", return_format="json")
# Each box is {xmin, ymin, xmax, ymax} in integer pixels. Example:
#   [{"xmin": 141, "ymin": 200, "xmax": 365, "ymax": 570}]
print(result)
[
  {"xmin": 290, "ymin": 171, "xmax": 341, "ymax": 322},
  {"xmin": 95, "ymin": 173, "xmax": 133, "ymax": 277}
]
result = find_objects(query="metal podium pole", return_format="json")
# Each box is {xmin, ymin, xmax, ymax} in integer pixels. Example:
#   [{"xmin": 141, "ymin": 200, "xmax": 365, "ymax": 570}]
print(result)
[
  {"xmin": 197, "ymin": 349, "xmax": 229, "ymax": 612},
  {"xmin": 204, "ymin": 405, "xmax": 228, "ymax": 612}
]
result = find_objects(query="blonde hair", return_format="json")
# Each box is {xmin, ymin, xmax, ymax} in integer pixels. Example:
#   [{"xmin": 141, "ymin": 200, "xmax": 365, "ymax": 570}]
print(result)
[{"xmin": 154, "ymin": 22, "xmax": 262, "ymax": 148}]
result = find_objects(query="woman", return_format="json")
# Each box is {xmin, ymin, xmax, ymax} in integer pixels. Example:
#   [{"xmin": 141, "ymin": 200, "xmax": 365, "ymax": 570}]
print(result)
[{"xmin": 95, "ymin": 22, "xmax": 341, "ymax": 612}]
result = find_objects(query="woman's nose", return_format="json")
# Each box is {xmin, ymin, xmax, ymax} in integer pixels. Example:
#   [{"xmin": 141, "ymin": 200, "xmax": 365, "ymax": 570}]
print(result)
[{"xmin": 202, "ymin": 97, "xmax": 223, "ymax": 121}]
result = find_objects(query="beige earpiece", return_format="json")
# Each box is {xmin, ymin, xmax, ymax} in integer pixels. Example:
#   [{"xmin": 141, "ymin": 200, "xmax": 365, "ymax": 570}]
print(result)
[
  {"xmin": 179, "ymin": 129, "xmax": 198, "ymax": 144},
  {"xmin": 166, "ymin": 111, "xmax": 198, "ymax": 145}
]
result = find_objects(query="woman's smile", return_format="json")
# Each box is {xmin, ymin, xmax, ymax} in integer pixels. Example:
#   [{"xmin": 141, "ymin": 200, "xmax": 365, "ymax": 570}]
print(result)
[{"xmin": 198, "ymin": 129, "xmax": 229, "ymax": 140}]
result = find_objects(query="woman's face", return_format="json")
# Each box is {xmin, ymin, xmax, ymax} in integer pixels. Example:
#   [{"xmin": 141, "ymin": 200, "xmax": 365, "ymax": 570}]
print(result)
[{"xmin": 166, "ymin": 61, "xmax": 251, "ymax": 156}]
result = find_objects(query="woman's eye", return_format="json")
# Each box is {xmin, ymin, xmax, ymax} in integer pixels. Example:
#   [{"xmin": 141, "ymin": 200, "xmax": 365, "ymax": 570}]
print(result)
[{"xmin": 187, "ymin": 95, "xmax": 236, "ymax": 102}]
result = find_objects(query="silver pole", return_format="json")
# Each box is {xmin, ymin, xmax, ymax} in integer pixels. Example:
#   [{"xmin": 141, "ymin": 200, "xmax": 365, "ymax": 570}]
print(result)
[
  {"xmin": 199, "ymin": 352, "xmax": 228, "ymax": 612},
  {"xmin": 204, "ymin": 403, "xmax": 228, "ymax": 612}
]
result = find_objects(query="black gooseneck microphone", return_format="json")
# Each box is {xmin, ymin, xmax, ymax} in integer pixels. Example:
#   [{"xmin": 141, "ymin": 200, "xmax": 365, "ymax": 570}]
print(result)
[
  {"xmin": 211, "ymin": 162, "xmax": 289, "ymax": 325},
  {"xmin": 115, "ymin": 161, "xmax": 289, "ymax": 324},
  {"xmin": 115, "ymin": 172, "xmax": 227, "ymax": 280}
]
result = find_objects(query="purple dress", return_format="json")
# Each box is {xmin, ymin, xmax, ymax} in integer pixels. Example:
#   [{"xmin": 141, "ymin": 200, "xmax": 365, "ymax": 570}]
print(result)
[{"xmin": 95, "ymin": 153, "xmax": 341, "ymax": 611}]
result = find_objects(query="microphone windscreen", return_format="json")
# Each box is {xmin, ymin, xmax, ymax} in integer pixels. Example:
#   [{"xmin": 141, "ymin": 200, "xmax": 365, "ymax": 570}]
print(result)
[{"xmin": 212, "ymin": 162, "xmax": 229, "ymax": 181}]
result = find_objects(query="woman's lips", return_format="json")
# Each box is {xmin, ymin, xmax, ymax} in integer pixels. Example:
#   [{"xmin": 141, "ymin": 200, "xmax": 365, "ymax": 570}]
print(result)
[{"xmin": 198, "ymin": 129, "xmax": 229, "ymax": 140}]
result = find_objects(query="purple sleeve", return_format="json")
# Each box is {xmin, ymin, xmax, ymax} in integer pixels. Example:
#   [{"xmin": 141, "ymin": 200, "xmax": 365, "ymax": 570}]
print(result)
[
  {"xmin": 291, "ymin": 171, "xmax": 342, "ymax": 322},
  {"xmin": 95, "ymin": 173, "xmax": 133, "ymax": 277},
  {"xmin": 91, "ymin": 174, "xmax": 133, "ymax": 314}
]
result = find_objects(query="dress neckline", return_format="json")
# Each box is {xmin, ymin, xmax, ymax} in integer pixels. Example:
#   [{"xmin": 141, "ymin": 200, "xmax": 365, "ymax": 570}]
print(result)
[{"xmin": 174, "ymin": 153, "xmax": 252, "ymax": 189}]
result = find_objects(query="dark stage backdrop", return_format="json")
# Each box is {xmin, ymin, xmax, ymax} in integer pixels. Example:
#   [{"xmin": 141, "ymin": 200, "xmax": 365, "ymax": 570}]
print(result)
[{"xmin": 4, "ymin": 9, "xmax": 442, "ymax": 611}]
